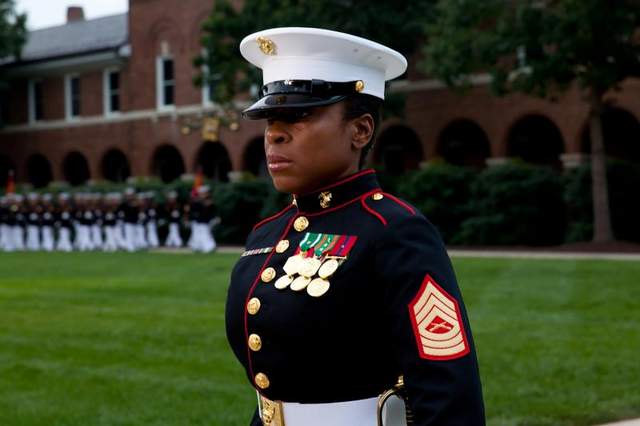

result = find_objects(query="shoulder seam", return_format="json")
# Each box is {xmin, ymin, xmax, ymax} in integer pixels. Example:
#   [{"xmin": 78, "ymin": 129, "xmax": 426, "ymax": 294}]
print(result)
[
  {"xmin": 383, "ymin": 192, "xmax": 416, "ymax": 215},
  {"xmin": 359, "ymin": 193, "xmax": 388, "ymax": 226},
  {"xmin": 252, "ymin": 204, "xmax": 295, "ymax": 231}
]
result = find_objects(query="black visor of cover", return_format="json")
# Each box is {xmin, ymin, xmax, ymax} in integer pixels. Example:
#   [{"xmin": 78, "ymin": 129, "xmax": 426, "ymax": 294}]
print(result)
[{"xmin": 242, "ymin": 79, "xmax": 362, "ymax": 120}]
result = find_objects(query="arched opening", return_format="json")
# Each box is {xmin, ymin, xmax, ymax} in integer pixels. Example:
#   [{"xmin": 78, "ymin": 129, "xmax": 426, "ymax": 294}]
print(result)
[
  {"xmin": 244, "ymin": 136, "xmax": 268, "ymax": 178},
  {"xmin": 101, "ymin": 149, "xmax": 131, "ymax": 182},
  {"xmin": 152, "ymin": 144, "xmax": 185, "ymax": 183},
  {"xmin": 0, "ymin": 155, "xmax": 16, "ymax": 188},
  {"xmin": 373, "ymin": 125, "xmax": 423, "ymax": 175},
  {"xmin": 582, "ymin": 107, "xmax": 640, "ymax": 163},
  {"xmin": 437, "ymin": 119, "xmax": 491, "ymax": 168},
  {"xmin": 194, "ymin": 141, "xmax": 231, "ymax": 182},
  {"xmin": 25, "ymin": 153, "xmax": 53, "ymax": 188},
  {"xmin": 507, "ymin": 115, "xmax": 565, "ymax": 168},
  {"xmin": 62, "ymin": 151, "xmax": 90, "ymax": 186}
]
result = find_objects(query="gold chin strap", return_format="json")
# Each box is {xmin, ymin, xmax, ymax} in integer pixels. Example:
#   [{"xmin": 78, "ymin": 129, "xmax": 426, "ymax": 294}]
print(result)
[{"xmin": 257, "ymin": 392, "xmax": 285, "ymax": 426}]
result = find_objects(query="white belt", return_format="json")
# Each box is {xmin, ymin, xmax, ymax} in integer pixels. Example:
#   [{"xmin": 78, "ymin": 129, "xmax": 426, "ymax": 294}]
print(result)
[
  {"xmin": 283, "ymin": 397, "xmax": 377, "ymax": 426},
  {"xmin": 257, "ymin": 393, "xmax": 407, "ymax": 426}
]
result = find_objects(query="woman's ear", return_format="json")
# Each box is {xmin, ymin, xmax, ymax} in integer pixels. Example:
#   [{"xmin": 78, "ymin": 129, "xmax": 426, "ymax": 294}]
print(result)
[{"xmin": 349, "ymin": 113, "xmax": 374, "ymax": 150}]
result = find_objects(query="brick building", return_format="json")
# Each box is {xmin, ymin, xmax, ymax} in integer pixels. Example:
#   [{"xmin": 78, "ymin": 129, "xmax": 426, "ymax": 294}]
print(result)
[{"xmin": 1, "ymin": 0, "xmax": 639, "ymax": 189}]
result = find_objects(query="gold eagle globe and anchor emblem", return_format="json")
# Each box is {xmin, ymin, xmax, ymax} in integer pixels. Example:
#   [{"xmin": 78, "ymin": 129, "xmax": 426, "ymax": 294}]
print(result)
[
  {"xmin": 256, "ymin": 36, "xmax": 277, "ymax": 55},
  {"xmin": 318, "ymin": 191, "xmax": 332, "ymax": 209}
]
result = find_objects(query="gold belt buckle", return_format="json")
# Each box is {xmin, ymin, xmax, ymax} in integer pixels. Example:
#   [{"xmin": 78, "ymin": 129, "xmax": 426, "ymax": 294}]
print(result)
[{"xmin": 257, "ymin": 392, "xmax": 285, "ymax": 426}]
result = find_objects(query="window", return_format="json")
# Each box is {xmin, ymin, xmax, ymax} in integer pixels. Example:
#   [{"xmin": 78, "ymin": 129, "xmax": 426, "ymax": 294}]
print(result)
[
  {"xmin": 156, "ymin": 57, "xmax": 175, "ymax": 109},
  {"xmin": 28, "ymin": 79, "xmax": 44, "ymax": 122},
  {"xmin": 65, "ymin": 75, "xmax": 81, "ymax": 119},
  {"xmin": 104, "ymin": 69, "xmax": 120, "ymax": 114}
]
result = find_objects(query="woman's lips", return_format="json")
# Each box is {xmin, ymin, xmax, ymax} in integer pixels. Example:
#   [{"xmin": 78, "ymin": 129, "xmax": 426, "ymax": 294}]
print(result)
[{"xmin": 267, "ymin": 154, "xmax": 293, "ymax": 171}]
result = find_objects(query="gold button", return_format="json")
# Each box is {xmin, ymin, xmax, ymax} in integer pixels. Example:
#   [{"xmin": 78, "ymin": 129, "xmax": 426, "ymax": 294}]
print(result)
[
  {"xmin": 294, "ymin": 216, "xmax": 309, "ymax": 232},
  {"xmin": 247, "ymin": 297, "xmax": 261, "ymax": 315},
  {"xmin": 275, "ymin": 239, "xmax": 290, "ymax": 253},
  {"xmin": 355, "ymin": 80, "xmax": 365, "ymax": 92},
  {"xmin": 248, "ymin": 334, "xmax": 262, "ymax": 351},
  {"xmin": 261, "ymin": 267, "xmax": 276, "ymax": 283},
  {"xmin": 372, "ymin": 192, "xmax": 384, "ymax": 201},
  {"xmin": 255, "ymin": 372, "xmax": 270, "ymax": 389}
]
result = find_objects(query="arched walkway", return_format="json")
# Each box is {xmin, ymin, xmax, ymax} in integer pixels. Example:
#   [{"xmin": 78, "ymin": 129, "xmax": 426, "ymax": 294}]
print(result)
[
  {"xmin": 373, "ymin": 125, "xmax": 424, "ymax": 175},
  {"xmin": 62, "ymin": 151, "xmax": 91, "ymax": 186},
  {"xmin": 152, "ymin": 144, "xmax": 185, "ymax": 183},
  {"xmin": 582, "ymin": 107, "xmax": 640, "ymax": 163},
  {"xmin": 437, "ymin": 119, "xmax": 491, "ymax": 168},
  {"xmin": 101, "ymin": 149, "xmax": 131, "ymax": 182},
  {"xmin": 0, "ymin": 155, "xmax": 16, "ymax": 188},
  {"xmin": 507, "ymin": 115, "xmax": 565, "ymax": 168},
  {"xmin": 25, "ymin": 153, "xmax": 53, "ymax": 188},
  {"xmin": 244, "ymin": 136, "xmax": 268, "ymax": 178},
  {"xmin": 194, "ymin": 141, "xmax": 232, "ymax": 182}
]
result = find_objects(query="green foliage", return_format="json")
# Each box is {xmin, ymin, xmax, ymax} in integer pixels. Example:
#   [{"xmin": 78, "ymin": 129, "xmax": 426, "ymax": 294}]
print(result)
[
  {"xmin": 213, "ymin": 180, "xmax": 285, "ymax": 244},
  {"xmin": 423, "ymin": 0, "xmax": 640, "ymax": 97},
  {"xmin": 397, "ymin": 164, "xmax": 475, "ymax": 242},
  {"xmin": 195, "ymin": 0, "xmax": 433, "ymax": 106},
  {"xmin": 456, "ymin": 163, "xmax": 566, "ymax": 245},
  {"xmin": 564, "ymin": 161, "xmax": 640, "ymax": 242},
  {"xmin": 0, "ymin": 0, "xmax": 27, "ymax": 89}
]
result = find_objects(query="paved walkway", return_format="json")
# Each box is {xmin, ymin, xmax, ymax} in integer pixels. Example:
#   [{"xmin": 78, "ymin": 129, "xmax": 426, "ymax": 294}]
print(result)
[{"xmin": 597, "ymin": 420, "xmax": 640, "ymax": 426}]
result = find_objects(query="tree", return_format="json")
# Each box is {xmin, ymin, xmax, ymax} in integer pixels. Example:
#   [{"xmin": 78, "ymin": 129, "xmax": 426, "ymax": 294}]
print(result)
[
  {"xmin": 0, "ymin": 0, "xmax": 27, "ymax": 88},
  {"xmin": 423, "ymin": 0, "xmax": 640, "ymax": 243},
  {"xmin": 195, "ymin": 0, "xmax": 433, "ymax": 108}
]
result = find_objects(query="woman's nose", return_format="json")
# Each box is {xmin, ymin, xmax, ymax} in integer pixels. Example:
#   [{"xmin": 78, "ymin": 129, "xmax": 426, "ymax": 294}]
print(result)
[{"xmin": 265, "ymin": 123, "xmax": 291, "ymax": 145}]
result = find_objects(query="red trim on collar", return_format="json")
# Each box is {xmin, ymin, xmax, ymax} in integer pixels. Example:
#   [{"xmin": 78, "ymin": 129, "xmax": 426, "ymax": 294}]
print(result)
[
  {"xmin": 252, "ymin": 204, "xmax": 295, "ymax": 231},
  {"xmin": 294, "ymin": 169, "xmax": 376, "ymax": 198}
]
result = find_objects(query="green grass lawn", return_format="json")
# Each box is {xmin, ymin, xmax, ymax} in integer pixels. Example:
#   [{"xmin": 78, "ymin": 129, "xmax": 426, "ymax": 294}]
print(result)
[{"xmin": 0, "ymin": 252, "xmax": 639, "ymax": 426}]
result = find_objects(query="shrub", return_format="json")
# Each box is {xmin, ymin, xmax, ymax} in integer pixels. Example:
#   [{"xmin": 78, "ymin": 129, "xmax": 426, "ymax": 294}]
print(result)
[
  {"xmin": 397, "ymin": 164, "xmax": 476, "ymax": 243},
  {"xmin": 457, "ymin": 163, "xmax": 566, "ymax": 246}
]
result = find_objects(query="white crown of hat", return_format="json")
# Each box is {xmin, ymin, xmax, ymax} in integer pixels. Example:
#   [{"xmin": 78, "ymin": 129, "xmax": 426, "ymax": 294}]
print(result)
[{"xmin": 240, "ymin": 27, "xmax": 407, "ymax": 100}]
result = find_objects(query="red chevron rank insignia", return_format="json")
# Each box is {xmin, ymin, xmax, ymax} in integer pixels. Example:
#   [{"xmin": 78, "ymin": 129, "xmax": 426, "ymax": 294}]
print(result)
[{"xmin": 408, "ymin": 274, "xmax": 470, "ymax": 361}]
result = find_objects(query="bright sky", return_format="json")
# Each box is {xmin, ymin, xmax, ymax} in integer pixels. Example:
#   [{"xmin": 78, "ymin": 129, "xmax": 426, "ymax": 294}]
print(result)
[{"xmin": 14, "ymin": 0, "xmax": 128, "ymax": 30}]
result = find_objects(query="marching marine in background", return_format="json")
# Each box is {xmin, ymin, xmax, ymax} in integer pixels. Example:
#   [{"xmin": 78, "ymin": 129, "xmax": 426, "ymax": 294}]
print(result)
[
  {"xmin": 25, "ymin": 193, "xmax": 41, "ymax": 251},
  {"xmin": 225, "ymin": 28, "xmax": 485, "ymax": 426},
  {"xmin": 55, "ymin": 193, "xmax": 74, "ymax": 252},
  {"xmin": 163, "ymin": 190, "xmax": 184, "ymax": 248},
  {"xmin": 40, "ymin": 194, "xmax": 55, "ymax": 252}
]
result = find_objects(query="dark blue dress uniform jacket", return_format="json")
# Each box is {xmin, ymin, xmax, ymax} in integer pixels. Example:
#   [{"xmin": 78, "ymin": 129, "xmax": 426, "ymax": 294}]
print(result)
[{"xmin": 225, "ymin": 169, "xmax": 485, "ymax": 425}]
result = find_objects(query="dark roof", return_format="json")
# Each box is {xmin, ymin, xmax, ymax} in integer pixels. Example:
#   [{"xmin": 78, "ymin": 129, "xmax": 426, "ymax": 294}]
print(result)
[{"xmin": 5, "ymin": 13, "xmax": 128, "ymax": 64}]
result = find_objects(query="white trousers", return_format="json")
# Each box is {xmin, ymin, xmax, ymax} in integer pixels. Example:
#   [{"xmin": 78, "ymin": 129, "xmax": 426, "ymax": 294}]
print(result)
[
  {"xmin": 12, "ymin": 226, "xmax": 24, "ymax": 251},
  {"xmin": 56, "ymin": 228, "xmax": 73, "ymax": 252},
  {"xmin": 189, "ymin": 222, "xmax": 216, "ymax": 253},
  {"xmin": 146, "ymin": 221, "xmax": 159, "ymax": 248},
  {"xmin": 134, "ymin": 224, "xmax": 147, "ymax": 249},
  {"xmin": 123, "ymin": 223, "xmax": 137, "ymax": 252},
  {"xmin": 91, "ymin": 225, "xmax": 104, "ymax": 250},
  {"xmin": 114, "ymin": 222, "xmax": 127, "ymax": 250},
  {"xmin": 0, "ymin": 224, "xmax": 10, "ymax": 251},
  {"xmin": 26, "ymin": 225, "xmax": 40, "ymax": 251},
  {"xmin": 165, "ymin": 223, "xmax": 183, "ymax": 248},
  {"xmin": 103, "ymin": 226, "xmax": 119, "ymax": 252},
  {"xmin": 75, "ymin": 225, "xmax": 93, "ymax": 251},
  {"xmin": 41, "ymin": 226, "xmax": 54, "ymax": 252}
]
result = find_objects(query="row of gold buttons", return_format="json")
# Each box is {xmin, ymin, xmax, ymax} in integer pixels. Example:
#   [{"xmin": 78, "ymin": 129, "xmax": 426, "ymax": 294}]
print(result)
[{"xmin": 251, "ymin": 216, "xmax": 309, "ymax": 390}]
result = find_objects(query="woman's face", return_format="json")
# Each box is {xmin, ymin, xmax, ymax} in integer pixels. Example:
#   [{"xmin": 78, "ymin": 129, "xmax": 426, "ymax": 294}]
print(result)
[{"xmin": 263, "ymin": 102, "xmax": 363, "ymax": 195}]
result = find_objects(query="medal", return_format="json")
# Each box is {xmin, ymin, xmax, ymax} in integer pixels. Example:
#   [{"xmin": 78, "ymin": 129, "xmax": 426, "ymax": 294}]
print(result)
[
  {"xmin": 290, "ymin": 275, "xmax": 311, "ymax": 291},
  {"xmin": 299, "ymin": 257, "xmax": 322, "ymax": 278},
  {"xmin": 318, "ymin": 258, "xmax": 340, "ymax": 278},
  {"xmin": 307, "ymin": 278, "xmax": 331, "ymax": 297},
  {"xmin": 274, "ymin": 274, "xmax": 294, "ymax": 290},
  {"xmin": 283, "ymin": 254, "xmax": 303, "ymax": 276}
]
